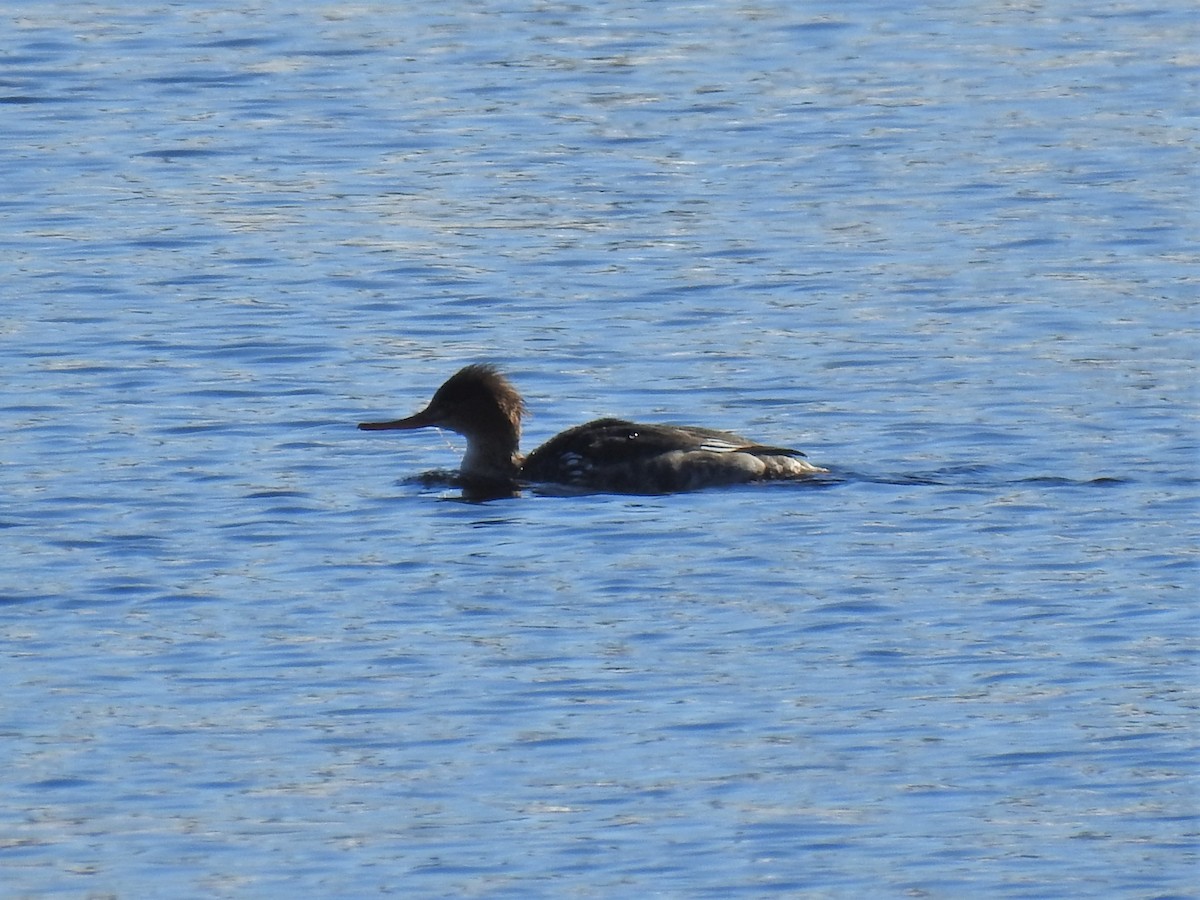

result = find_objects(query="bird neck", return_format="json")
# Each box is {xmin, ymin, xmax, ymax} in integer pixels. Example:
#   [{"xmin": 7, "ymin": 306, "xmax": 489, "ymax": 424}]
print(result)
[{"xmin": 460, "ymin": 429, "xmax": 522, "ymax": 482}]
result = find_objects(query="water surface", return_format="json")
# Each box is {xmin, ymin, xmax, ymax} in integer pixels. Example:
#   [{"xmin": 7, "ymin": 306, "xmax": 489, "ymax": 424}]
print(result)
[{"xmin": 2, "ymin": 1, "xmax": 1197, "ymax": 896}]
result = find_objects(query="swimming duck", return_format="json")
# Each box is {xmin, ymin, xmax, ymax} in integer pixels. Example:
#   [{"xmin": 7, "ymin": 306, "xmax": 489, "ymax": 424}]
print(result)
[{"xmin": 358, "ymin": 364, "xmax": 826, "ymax": 495}]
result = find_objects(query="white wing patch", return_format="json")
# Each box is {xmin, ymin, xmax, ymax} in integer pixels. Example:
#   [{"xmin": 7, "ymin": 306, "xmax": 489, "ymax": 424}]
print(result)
[
  {"xmin": 696, "ymin": 437, "xmax": 746, "ymax": 453},
  {"xmin": 557, "ymin": 451, "xmax": 592, "ymax": 482}
]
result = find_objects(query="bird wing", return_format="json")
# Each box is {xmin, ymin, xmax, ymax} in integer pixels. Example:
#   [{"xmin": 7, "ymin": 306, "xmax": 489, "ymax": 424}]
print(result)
[{"xmin": 524, "ymin": 418, "xmax": 804, "ymax": 475}]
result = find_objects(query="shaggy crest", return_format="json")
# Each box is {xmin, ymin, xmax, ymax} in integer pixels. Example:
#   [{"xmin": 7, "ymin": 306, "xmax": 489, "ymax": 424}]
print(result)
[{"xmin": 433, "ymin": 364, "xmax": 526, "ymax": 432}]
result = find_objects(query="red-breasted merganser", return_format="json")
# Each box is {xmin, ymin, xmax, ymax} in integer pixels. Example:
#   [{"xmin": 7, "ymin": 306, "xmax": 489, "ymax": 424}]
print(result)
[{"xmin": 358, "ymin": 364, "xmax": 827, "ymax": 495}]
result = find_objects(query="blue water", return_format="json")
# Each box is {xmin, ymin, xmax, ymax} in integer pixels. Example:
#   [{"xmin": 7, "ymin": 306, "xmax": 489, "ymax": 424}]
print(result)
[{"xmin": 2, "ymin": 1, "xmax": 1197, "ymax": 896}]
